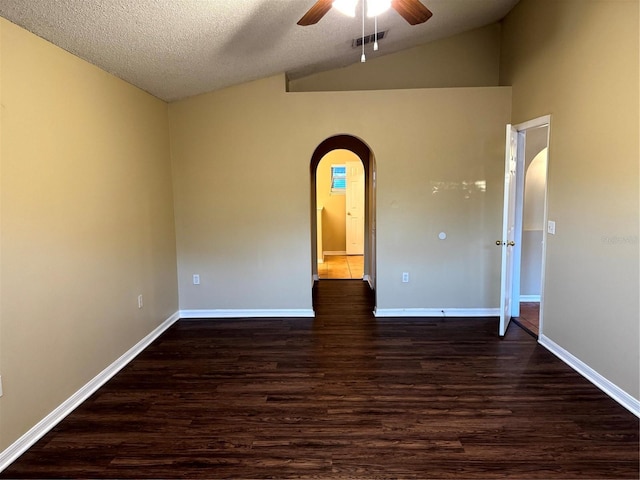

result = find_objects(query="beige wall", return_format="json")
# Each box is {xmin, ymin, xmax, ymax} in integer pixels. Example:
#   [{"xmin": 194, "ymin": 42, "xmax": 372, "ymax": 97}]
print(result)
[
  {"xmin": 288, "ymin": 23, "xmax": 501, "ymax": 92},
  {"xmin": 0, "ymin": 19, "xmax": 3, "ymax": 450},
  {"xmin": 501, "ymin": 0, "xmax": 639, "ymax": 399},
  {"xmin": 316, "ymin": 150, "xmax": 360, "ymax": 252},
  {"xmin": 169, "ymin": 78, "xmax": 511, "ymax": 312},
  {"xmin": 521, "ymin": 147, "xmax": 547, "ymax": 296},
  {"xmin": 0, "ymin": 20, "xmax": 178, "ymax": 449}
]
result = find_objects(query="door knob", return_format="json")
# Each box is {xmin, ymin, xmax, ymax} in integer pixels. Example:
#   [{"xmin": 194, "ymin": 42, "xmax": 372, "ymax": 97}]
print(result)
[{"xmin": 496, "ymin": 240, "xmax": 515, "ymax": 246}]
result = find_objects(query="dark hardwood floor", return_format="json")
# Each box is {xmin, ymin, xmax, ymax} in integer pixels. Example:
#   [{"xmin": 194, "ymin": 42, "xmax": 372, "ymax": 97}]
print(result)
[
  {"xmin": 2, "ymin": 280, "xmax": 638, "ymax": 478},
  {"xmin": 513, "ymin": 302, "xmax": 540, "ymax": 337}
]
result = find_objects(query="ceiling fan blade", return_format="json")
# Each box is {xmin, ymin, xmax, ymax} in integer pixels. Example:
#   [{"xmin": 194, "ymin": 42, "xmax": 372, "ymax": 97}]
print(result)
[
  {"xmin": 391, "ymin": 0, "xmax": 433, "ymax": 25},
  {"xmin": 298, "ymin": 0, "xmax": 334, "ymax": 26}
]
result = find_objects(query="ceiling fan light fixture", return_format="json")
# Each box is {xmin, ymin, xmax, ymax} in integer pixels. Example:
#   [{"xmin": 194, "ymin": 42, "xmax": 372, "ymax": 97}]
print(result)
[
  {"xmin": 298, "ymin": 0, "xmax": 432, "ymax": 27},
  {"xmin": 333, "ymin": 0, "xmax": 357, "ymax": 17},
  {"xmin": 367, "ymin": 0, "xmax": 391, "ymax": 17}
]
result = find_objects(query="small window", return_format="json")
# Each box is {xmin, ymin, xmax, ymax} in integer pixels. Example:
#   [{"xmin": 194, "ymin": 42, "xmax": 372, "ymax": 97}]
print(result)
[{"xmin": 331, "ymin": 165, "xmax": 346, "ymax": 194}]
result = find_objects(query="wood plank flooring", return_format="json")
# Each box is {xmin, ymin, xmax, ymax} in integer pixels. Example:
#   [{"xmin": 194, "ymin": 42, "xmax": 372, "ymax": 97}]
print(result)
[
  {"xmin": 2, "ymin": 280, "xmax": 638, "ymax": 478},
  {"xmin": 513, "ymin": 302, "xmax": 540, "ymax": 337}
]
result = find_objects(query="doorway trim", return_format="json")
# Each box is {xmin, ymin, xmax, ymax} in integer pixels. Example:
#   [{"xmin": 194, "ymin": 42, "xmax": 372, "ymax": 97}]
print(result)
[
  {"xmin": 507, "ymin": 114, "xmax": 551, "ymax": 337},
  {"xmin": 309, "ymin": 135, "xmax": 377, "ymax": 293}
]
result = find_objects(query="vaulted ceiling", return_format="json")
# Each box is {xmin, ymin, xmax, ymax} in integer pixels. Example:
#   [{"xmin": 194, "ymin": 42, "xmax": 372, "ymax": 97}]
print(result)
[{"xmin": 0, "ymin": 0, "xmax": 520, "ymax": 101}]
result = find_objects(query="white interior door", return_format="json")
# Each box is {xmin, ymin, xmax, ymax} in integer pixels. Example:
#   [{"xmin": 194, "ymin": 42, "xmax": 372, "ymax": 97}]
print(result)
[
  {"xmin": 346, "ymin": 161, "xmax": 364, "ymax": 255},
  {"xmin": 499, "ymin": 125, "xmax": 518, "ymax": 336}
]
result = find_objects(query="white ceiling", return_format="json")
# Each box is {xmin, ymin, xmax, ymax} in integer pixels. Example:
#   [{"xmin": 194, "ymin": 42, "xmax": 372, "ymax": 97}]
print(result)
[{"xmin": 0, "ymin": 0, "xmax": 520, "ymax": 102}]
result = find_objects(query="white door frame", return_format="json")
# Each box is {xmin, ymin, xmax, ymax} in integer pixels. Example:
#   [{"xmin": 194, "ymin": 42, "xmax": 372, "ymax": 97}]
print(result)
[{"xmin": 503, "ymin": 115, "xmax": 551, "ymax": 336}]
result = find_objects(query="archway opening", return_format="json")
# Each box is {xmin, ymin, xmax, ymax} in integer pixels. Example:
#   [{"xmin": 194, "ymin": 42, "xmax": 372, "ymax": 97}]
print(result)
[
  {"xmin": 309, "ymin": 135, "xmax": 377, "ymax": 298},
  {"xmin": 316, "ymin": 150, "xmax": 364, "ymax": 279}
]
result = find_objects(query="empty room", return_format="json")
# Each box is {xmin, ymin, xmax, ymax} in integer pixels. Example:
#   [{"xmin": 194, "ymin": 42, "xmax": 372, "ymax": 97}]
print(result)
[{"xmin": 0, "ymin": 0, "xmax": 637, "ymax": 478}]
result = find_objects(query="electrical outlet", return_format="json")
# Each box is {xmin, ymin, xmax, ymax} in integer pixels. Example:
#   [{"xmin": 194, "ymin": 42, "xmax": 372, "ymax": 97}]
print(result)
[
  {"xmin": 193, "ymin": 274, "xmax": 200, "ymax": 285},
  {"xmin": 402, "ymin": 272, "xmax": 409, "ymax": 283},
  {"xmin": 137, "ymin": 294, "xmax": 143, "ymax": 309}
]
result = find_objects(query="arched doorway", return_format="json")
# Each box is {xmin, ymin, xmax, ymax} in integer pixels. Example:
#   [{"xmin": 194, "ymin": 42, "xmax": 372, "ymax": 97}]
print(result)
[
  {"xmin": 309, "ymin": 135, "xmax": 377, "ymax": 296},
  {"xmin": 316, "ymin": 150, "xmax": 364, "ymax": 278}
]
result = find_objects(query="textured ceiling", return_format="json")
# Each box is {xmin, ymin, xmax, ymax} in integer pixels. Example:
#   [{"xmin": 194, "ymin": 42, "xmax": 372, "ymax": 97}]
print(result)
[{"xmin": 0, "ymin": 0, "xmax": 520, "ymax": 102}]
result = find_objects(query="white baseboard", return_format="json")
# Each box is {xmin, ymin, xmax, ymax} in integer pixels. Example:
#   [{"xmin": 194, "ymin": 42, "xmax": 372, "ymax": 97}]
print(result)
[
  {"xmin": 323, "ymin": 251, "xmax": 347, "ymax": 256},
  {"xmin": 520, "ymin": 295, "xmax": 541, "ymax": 302},
  {"xmin": 363, "ymin": 275, "xmax": 374, "ymax": 289},
  {"xmin": 539, "ymin": 334, "xmax": 640, "ymax": 417},
  {"xmin": 374, "ymin": 308, "xmax": 500, "ymax": 318},
  {"xmin": 180, "ymin": 309, "xmax": 315, "ymax": 319},
  {"xmin": 0, "ymin": 311, "xmax": 181, "ymax": 473}
]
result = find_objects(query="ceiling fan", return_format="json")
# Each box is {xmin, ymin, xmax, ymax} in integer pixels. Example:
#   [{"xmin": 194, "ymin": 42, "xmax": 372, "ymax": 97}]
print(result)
[{"xmin": 297, "ymin": 0, "xmax": 433, "ymax": 26}]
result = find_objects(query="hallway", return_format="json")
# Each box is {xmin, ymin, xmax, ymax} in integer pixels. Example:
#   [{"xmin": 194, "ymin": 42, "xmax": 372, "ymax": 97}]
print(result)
[{"xmin": 318, "ymin": 255, "xmax": 364, "ymax": 279}]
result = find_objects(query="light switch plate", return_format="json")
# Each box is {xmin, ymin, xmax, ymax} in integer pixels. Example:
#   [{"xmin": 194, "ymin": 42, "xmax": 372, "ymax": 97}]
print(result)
[{"xmin": 547, "ymin": 220, "xmax": 556, "ymax": 235}]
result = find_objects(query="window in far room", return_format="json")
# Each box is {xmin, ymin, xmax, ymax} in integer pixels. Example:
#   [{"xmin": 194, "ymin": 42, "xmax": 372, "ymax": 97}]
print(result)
[{"xmin": 331, "ymin": 165, "xmax": 346, "ymax": 194}]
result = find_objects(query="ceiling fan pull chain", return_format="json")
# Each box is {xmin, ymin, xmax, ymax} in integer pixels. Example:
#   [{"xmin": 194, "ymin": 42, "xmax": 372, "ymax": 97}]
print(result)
[
  {"xmin": 361, "ymin": 0, "xmax": 366, "ymax": 62},
  {"xmin": 374, "ymin": 15, "xmax": 379, "ymax": 51}
]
